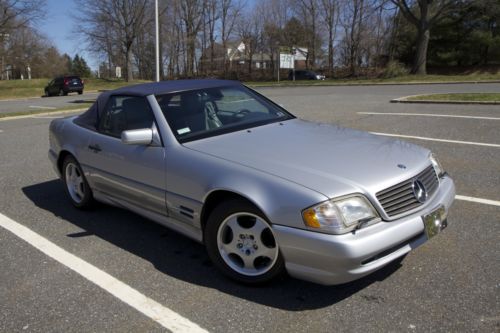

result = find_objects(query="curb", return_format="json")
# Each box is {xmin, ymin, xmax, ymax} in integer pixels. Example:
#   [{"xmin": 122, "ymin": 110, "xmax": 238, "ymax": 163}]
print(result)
[
  {"xmin": 391, "ymin": 94, "xmax": 500, "ymax": 105},
  {"xmin": 0, "ymin": 108, "xmax": 87, "ymax": 122},
  {"xmin": 248, "ymin": 80, "xmax": 500, "ymax": 88}
]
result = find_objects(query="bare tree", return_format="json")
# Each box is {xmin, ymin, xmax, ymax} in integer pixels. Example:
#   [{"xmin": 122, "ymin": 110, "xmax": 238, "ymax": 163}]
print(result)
[
  {"xmin": 390, "ymin": 0, "xmax": 460, "ymax": 74},
  {"xmin": 179, "ymin": 0, "xmax": 204, "ymax": 76},
  {"xmin": 0, "ymin": 0, "xmax": 46, "ymax": 31},
  {"xmin": 236, "ymin": 11, "xmax": 261, "ymax": 75},
  {"xmin": 293, "ymin": 0, "xmax": 320, "ymax": 68},
  {"xmin": 220, "ymin": 0, "xmax": 244, "ymax": 75},
  {"xmin": 319, "ymin": 0, "xmax": 340, "ymax": 75},
  {"xmin": 255, "ymin": 0, "xmax": 292, "ymax": 78},
  {"xmin": 204, "ymin": 0, "xmax": 219, "ymax": 73},
  {"xmin": 77, "ymin": 0, "xmax": 150, "ymax": 81}
]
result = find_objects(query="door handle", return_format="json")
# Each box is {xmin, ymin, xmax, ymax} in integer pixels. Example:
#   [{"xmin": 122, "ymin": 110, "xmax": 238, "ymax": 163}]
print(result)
[{"xmin": 88, "ymin": 144, "xmax": 102, "ymax": 153}]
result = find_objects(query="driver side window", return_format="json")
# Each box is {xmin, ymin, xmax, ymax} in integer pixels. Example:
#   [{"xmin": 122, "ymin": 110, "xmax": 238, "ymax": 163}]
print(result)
[{"xmin": 98, "ymin": 95, "xmax": 154, "ymax": 138}]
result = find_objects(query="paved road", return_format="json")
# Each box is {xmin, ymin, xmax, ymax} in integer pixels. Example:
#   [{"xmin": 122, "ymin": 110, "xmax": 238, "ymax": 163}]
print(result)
[
  {"xmin": 0, "ymin": 82, "xmax": 499, "ymax": 114},
  {"xmin": 0, "ymin": 92, "xmax": 99, "ymax": 114},
  {"xmin": 0, "ymin": 84, "xmax": 498, "ymax": 332}
]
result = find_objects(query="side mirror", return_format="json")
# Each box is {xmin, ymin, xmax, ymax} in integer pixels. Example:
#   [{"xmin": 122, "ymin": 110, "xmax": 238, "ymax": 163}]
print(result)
[{"xmin": 121, "ymin": 128, "xmax": 153, "ymax": 145}]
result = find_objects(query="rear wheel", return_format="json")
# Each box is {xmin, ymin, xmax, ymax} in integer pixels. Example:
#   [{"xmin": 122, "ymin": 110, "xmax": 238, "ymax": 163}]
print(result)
[
  {"xmin": 59, "ymin": 88, "xmax": 64, "ymax": 96},
  {"xmin": 78, "ymin": 90, "xmax": 83, "ymax": 95},
  {"xmin": 205, "ymin": 199, "xmax": 285, "ymax": 285},
  {"xmin": 62, "ymin": 155, "xmax": 94, "ymax": 209}
]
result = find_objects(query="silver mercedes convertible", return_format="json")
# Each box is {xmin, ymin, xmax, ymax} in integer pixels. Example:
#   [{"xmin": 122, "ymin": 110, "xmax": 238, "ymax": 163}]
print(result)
[{"xmin": 49, "ymin": 80, "xmax": 455, "ymax": 285}]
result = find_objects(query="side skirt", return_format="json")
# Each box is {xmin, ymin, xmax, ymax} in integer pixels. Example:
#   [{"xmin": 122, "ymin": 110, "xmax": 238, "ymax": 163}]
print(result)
[{"xmin": 93, "ymin": 191, "xmax": 203, "ymax": 243}]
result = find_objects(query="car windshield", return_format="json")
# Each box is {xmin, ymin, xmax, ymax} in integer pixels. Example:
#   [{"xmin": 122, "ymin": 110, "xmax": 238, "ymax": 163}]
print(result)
[{"xmin": 156, "ymin": 85, "xmax": 294, "ymax": 143}]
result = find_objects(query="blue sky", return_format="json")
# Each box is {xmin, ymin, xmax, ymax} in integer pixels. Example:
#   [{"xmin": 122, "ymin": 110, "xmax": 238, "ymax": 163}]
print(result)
[{"xmin": 37, "ymin": 0, "xmax": 96, "ymax": 68}]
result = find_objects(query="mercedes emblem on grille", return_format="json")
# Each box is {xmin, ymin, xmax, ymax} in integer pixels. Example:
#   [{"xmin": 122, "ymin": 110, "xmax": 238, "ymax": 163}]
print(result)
[{"xmin": 412, "ymin": 180, "xmax": 428, "ymax": 203}]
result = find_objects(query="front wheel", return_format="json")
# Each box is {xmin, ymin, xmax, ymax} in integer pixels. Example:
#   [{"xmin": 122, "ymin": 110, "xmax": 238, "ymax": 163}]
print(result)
[
  {"xmin": 205, "ymin": 199, "xmax": 285, "ymax": 285},
  {"xmin": 62, "ymin": 155, "xmax": 94, "ymax": 209}
]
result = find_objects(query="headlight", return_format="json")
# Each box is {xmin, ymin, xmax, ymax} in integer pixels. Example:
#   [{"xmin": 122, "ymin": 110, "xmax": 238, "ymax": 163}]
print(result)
[
  {"xmin": 302, "ymin": 196, "xmax": 379, "ymax": 234},
  {"xmin": 430, "ymin": 153, "xmax": 445, "ymax": 177}
]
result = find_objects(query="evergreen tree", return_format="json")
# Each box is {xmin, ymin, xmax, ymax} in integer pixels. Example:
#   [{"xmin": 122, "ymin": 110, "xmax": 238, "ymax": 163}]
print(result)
[{"xmin": 72, "ymin": 54, "xmax": 92, "ymax": 77}]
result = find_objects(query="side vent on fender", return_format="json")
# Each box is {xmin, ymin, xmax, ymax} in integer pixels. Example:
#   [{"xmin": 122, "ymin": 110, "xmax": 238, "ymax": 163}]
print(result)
[{"xmin": 179, "ymin": 206, "xmax": 194, "ymax": 219}]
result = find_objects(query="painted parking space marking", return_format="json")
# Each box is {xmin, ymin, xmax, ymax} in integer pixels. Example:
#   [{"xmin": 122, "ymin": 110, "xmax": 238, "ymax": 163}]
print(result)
[
  {"xmin": 29, "ymin": 105, "xmax": 56, "ymax": 110},
  {"xmin": 359, "ymin": 112, "xmax": 500, "ymax": 121},
  {"xmin": 0, "ymin": 212, "xmax": 209, "ymax": 333},
  {"xmin": 370, "ymin": 132, "xmax": 500, "ymax": 148},
  {"xmin": 456, "ymin": 195, "xmax": 500, "ymax": 207}
]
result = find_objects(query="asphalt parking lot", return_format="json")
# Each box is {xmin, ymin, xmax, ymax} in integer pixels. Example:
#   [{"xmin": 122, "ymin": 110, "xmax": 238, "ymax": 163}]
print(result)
[{"xmin": 0, "ymin": 83, "xmax": 499, "ymax": 332}]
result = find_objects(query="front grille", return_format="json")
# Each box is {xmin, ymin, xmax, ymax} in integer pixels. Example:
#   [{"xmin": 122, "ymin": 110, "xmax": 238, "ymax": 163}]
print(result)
[{"xmin": 376, "ymin": 165, "xmax": 439, "ymax": 217}]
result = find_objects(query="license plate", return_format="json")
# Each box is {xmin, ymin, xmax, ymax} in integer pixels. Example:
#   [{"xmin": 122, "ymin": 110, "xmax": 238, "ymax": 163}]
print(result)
[{"xmin": 423, "ymin": 205, "xmax": 448, "ymax": 239}]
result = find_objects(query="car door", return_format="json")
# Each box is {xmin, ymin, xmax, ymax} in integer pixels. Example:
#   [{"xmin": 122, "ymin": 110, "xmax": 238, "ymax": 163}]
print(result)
[
  {"xmin": 46, "ymin": 79, "xmax": 54, "ymax": 93},
  {"xmin": 81, "ymin": 95, "xmax": 167, "ymax": 216},
  {"xmin": 48, "ymin": 79, "xmax": 58, "ymax": 95}
]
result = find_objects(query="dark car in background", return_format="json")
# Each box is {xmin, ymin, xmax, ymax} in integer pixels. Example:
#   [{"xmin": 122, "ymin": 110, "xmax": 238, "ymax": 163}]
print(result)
[
  {"xmin": 44, "ymin": 76, "xmax": 84, "ymax": 96},
  {"xmin": 288, "ymin": 70, "xmax": 325, "ymax": 80}
]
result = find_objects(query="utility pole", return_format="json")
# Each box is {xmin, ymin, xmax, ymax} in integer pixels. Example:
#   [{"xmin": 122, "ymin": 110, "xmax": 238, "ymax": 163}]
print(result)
[{"xmin": 155, "ymin": 0, "xmax": 160, "ymax": 82}]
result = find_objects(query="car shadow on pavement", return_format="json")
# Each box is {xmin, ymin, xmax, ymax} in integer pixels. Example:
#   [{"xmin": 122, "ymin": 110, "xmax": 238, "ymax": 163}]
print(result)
[{"xmin": 23, "ymin": 180, "xmax": 404, "ymax": 311}]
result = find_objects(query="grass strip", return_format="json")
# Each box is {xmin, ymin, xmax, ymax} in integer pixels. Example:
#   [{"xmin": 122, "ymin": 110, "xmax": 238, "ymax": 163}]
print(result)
[
  {"xmin": 246, "ymin": 73, "xmax": 500, "ymax": 87},
  {"xmin": 0, "ymin": 78, "xmax": 150, "ymax": 100},
  {"xmin": 406, "ymin": 93, "xmax": 500, "ymax": 102}
]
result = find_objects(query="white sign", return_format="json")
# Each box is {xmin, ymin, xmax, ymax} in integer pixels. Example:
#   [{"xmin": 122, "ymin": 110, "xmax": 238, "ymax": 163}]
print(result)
[
  {"xmin": 280, "ymin": 53, "xmax": 294, "ymax": 69},
  {"xmin": 116, "ymin": 66, "xmax": 122, "ymax": 78}
]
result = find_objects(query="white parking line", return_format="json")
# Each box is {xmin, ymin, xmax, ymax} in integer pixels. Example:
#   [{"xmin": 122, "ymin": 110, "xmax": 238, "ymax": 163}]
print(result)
[
  {"xmin": 370, "ymin": 132, "xmax": 500, "ymax": 148},
  {"xmin": 29, "ymin": 105, "xmax": 56, "ymax": 110},
  {"xmin": 456, "ymin": 195, "xmax": 500, "ymax": 207},
  {"xmin": 0, "ymin": 213, "xmax": 208, "ymax": 333},
  {"xmin": 359, "ymin": 112, "xmax": 500, "ymax": 121}
]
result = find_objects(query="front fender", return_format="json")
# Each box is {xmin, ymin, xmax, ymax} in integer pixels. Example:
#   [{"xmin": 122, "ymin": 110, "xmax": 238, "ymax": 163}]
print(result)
[{"xmin": 166, "ymin": 145, "xmax": 327, "ymax": 230}]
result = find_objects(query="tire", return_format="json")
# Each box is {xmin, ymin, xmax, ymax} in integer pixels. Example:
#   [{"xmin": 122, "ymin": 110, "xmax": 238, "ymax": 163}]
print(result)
[
  {"xmin": 78, "ymin": 90, "xmax": 83, "ymax": 95},
  {"xmin": 204, "ymin": 199, "xmax": 285, "ymax": 285},
  {"xmin": 59, "ymin": 89, "xmax": 64, "ymax": 96},
  {"xmin": 62, "ymin": 155, "xmax": 94, "ymax": 209}
]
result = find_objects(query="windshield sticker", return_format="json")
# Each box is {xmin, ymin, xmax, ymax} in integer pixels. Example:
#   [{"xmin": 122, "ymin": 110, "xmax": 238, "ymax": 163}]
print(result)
[{"xmin": 177, "ymin": 127, "xmax": 191, "ymax": 135}]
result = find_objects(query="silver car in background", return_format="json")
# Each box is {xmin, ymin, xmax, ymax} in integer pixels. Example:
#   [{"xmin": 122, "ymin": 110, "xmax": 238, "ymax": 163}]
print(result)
[{"xmin": 48, "ymin": 80, "xmax": 455, "ymax": 285}]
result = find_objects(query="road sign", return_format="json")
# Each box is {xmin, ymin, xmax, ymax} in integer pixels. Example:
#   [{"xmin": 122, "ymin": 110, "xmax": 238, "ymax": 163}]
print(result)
[{"xmin": 280, "ymin": 53, "xmax": 294, "ymax": 69}]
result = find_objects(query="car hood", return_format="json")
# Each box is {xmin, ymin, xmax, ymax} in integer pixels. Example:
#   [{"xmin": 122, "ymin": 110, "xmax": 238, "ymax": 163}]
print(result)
[{"xmin": 184, "ymin": 119, "xmax": 431, "ymax": 198}]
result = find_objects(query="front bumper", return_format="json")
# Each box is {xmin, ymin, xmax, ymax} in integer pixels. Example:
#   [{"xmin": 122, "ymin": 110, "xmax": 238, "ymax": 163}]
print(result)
[{"xmin": 273, "ymin": 176, "xmax": 455, "ymax": 285}]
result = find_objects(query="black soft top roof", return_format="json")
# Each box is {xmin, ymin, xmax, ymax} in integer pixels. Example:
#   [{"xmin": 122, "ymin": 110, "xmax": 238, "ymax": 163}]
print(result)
[
  {"xmin": 75, "ymin": 79, "xmax": 242, "ymax": 130},
  {"xmin": 102, "ymin": 79, "xmax": 240, "ymax": 97}
]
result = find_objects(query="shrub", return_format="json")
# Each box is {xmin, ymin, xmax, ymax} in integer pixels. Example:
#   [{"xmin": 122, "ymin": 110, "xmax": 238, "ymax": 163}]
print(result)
[{"xmin": 383, "ymin": 61, "xmax": 409, "ymax": 78}]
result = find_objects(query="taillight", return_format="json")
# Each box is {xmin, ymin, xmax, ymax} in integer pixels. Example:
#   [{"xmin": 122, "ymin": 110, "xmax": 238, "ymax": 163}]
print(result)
[
  {"xmin": 64, "ymin": 78, "xmax": 69, "ymax": 85},
  {"xmin": 81, "ymin": 79, "xmax": 84, "ymax": 84}
]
